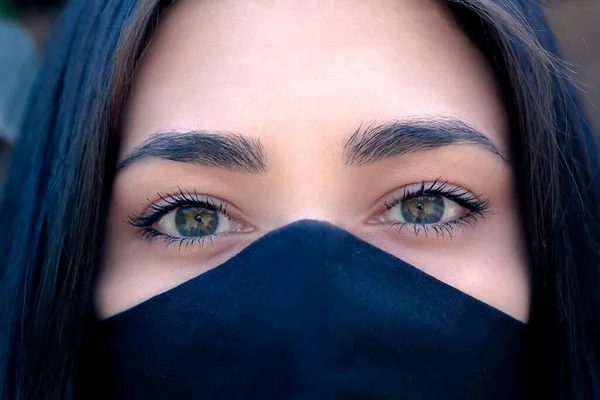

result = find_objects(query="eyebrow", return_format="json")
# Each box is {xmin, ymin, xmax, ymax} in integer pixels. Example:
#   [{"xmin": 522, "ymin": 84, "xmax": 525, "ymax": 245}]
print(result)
[
  {"xmin": 117, "ymin": 131, "xmax": 267, "ymax": 173},
  {"xmin": 343, "ymin": 117, "xmax": 507, "ymax": 166}
]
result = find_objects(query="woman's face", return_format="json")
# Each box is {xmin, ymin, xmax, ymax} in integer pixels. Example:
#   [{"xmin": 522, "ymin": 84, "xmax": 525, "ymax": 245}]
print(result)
[{"xmin": 97, "ymin": 0, "xmax": 529, "ymax": 322}]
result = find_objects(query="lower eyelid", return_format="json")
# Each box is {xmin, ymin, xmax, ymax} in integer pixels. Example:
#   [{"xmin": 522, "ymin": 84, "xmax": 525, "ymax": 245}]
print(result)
[
  {"xmin": 139, "ymin": 227, "xmax": 231, "ymax": 251},
  {"xmin": 375, "ymin": 209, "xmax": 485, "ymax": 239}
]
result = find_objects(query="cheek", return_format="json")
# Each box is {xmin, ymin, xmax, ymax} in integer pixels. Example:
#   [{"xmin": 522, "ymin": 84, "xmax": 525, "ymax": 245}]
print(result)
[
  {"xmin": 363, "ymin": 197, "xmax": 530, "ymax": 323},
  {"xmin": 94, "ymin": 205, "xmax": 253, "ymax": 319}
]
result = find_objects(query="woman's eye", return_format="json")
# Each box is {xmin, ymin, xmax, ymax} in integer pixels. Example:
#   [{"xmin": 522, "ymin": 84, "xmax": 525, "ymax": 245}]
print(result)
[
  {"xmin": 156, "ymin": 205, "xmax": 233, "ymax": 238},
  {"xmin": 380, "ymin": 195, "xmax": 465, "ymax": 225},
  {"xmin": 369, "ymin": 181, "xmax": 491, "ymax": 239}
]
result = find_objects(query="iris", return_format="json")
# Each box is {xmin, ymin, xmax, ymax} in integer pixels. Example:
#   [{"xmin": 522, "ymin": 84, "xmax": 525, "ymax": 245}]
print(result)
[
  {"xmin": 400, "ymin": 195, "xmax": 445, "ymax": 224},
  {"xmin": 174, "ymin": 206, "xmax": 220, "ymax": 236}
]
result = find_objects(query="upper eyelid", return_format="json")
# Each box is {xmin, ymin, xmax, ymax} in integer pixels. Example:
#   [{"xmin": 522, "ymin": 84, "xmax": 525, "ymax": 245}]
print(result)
[
  {"xmin": 382, "ymin": 181, "xmax": 469, "ymax": 204},
  {"xmin": 378, "ymin": 181, "xmax": 491, "ymax": 215},
  {"xmin": 128, "ymin": 193, "xmax": 229, "ymax": 228},
  {"xmin": 149, "ymin": 190, "xmax": 226, "ymax": 212},
  {"xmin": 127, "ymin": 190, "xmax": 265, "ymax": 237}
]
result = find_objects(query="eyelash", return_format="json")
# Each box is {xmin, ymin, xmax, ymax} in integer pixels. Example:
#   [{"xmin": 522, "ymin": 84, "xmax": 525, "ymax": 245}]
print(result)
[
  {"xmin": 129, "ymin": 180, "xmax": 491, "ymax": 250},
  {"xmin": 128, "ymin": 188, "xmax": 231, "ymax": 251},
  {"xmin": 382, "ymin": 179, "xmax": 491, "ymax": 239}
]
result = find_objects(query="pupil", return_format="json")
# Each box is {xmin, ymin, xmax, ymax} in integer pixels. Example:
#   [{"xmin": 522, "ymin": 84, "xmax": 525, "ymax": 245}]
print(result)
[
  {"xmin": 401, "ymin": 196, "xmax": 444, "ymax": 224},
  {"xmin": 175, "ymin": 206, "xmax": 219, "ymax": 237}
]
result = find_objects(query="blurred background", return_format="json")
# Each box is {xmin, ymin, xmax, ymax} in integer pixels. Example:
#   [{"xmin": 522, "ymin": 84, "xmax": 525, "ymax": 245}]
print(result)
[{"xmin": 0, "ymin": 0, "xmax": 599, "ymax": 186}]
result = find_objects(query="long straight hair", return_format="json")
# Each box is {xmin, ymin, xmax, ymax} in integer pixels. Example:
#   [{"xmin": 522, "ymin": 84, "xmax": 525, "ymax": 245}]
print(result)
[{"xmin": 1, "ymin": 0, "xmax": 599, "ymax": 398}]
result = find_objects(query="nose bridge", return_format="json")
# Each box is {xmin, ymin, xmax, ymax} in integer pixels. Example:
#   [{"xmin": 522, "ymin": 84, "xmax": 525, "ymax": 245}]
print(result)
[{"xmin": 262, "ymin": 131, "xmax": 353, "ymax": 225}]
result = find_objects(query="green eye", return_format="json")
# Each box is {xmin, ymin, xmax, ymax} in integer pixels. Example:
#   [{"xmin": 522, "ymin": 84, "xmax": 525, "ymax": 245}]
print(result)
[
  {"xmin": 174, "ymin": 206, "xmax": 221, "ymax": 236},
  {"xmin": 400, "ymin": 195, "xmax": 445, "ymax": 224},
  {"xmin": 381, "ymin": 194, "xmax": 463, "ymax": 225},
  {"xmin": 157, "ymin": 205, "xmax": 232, "ymax": 238}
]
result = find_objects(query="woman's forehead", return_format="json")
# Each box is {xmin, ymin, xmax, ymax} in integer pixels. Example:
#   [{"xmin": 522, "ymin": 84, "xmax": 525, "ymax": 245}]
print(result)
[{"xmin": 121, "ymin": 0, "xmax": 508, "ymax": 159}]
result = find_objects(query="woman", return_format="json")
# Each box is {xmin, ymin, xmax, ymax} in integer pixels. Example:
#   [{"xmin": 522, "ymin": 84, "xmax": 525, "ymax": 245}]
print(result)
[{"xmin": 1, "ymin": 0, "xmax": 599, "ymax": 398}]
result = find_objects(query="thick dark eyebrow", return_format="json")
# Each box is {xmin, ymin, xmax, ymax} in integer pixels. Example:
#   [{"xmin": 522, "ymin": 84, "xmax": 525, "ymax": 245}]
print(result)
[
  {"xmin": 343, "ymin": 117, "xmax": 507, "ymax": 166},
  {"xmin": 117, "ymin": 131, "xmax": 267, "ymax": 173}
]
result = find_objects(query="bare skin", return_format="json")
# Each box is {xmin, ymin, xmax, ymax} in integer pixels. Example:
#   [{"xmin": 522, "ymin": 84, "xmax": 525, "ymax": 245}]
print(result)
[{"xmin": 97, "ymin": 0, "xmax": 530, "ymax": 322}]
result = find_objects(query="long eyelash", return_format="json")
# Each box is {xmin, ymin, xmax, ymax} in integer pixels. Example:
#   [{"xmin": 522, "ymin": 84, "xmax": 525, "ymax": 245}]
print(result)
[
  {"xmin": 127, "ymin": 187, "xmax": 230, "ymax": 249},
  {"xmin": 138, "ymin": 228, "xmax": 218, "ymax": 252},
  {"xmin": 384, "ymin": 178, "xmax": 492, "ymax": 239}
]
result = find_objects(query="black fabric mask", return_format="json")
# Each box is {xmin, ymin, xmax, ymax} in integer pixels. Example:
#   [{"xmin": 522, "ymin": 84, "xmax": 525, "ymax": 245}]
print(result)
[{"xmin": 92, "ymin": 220, "xmax": 526, "ymax": 399}]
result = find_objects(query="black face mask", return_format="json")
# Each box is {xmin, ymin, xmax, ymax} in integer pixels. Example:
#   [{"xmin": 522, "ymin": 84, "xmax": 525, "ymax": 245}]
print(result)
[{"xmin": 89, "ymin": 220, "xmax": 526, "ymax": 399}]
